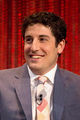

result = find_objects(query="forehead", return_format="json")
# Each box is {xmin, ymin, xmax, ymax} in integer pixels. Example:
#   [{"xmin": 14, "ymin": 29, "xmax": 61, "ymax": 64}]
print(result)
[{"xmin": 25, "ymin": 23, "xmax": 53, "ymax": 36}]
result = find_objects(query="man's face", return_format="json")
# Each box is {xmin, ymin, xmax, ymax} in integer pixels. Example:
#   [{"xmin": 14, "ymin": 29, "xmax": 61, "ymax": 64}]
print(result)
[{"xmin": 24, "ymin": 24, "xmax": 65, "ymax": 75}]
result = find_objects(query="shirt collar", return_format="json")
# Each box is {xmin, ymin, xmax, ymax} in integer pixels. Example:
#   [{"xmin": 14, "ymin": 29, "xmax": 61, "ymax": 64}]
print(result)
[{"xmin": 27, "ymin": 65, "xmax": 57, "ymax": 84}]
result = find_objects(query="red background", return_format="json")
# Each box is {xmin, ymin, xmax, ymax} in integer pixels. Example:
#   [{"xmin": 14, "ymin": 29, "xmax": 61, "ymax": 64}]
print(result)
[{"xmin": 0, "ymin": 0, "xmax": 80, "ymax": 75}]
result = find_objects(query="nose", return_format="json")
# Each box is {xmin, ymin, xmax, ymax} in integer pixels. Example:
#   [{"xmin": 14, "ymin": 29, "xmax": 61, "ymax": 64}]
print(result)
[{"xmin": 31, "ymin": 39, "xmax": 40, "ymax": 51}]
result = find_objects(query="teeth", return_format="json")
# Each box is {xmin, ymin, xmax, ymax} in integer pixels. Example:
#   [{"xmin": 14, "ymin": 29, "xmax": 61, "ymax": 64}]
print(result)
[{"xmin": 31, "ymin": 56, "xmax": 41, "ymax": 59}]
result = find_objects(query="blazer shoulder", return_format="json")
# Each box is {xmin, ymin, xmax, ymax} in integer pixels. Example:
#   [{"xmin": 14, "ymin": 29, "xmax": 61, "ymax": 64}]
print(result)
[
  {"xmin": 0, "ymin": 66, "xmax": 21, "ymax": 76},
  {"xmin": 0, "ymin": 63, "xmax": 27, "ymax": 75},
  {"xmin": 0, "ymin": 63, "xmax": 28, "ymax": 89},
  {"xmin": 59, "ymin": 68, "xmax": 80, "ymax": 79},
  {"xmin": 58, "ymin": 68, "xmax": 80, "ymax": 89},
  {"xmin": 0, "ymin": 63, "xmax": 28, "ymax": 82}
]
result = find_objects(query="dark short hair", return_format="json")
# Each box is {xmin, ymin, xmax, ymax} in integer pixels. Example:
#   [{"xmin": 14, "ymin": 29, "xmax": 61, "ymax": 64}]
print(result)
[{"xmin": 22, "ymin": 11, "xmax": 67, "ymax": 46}]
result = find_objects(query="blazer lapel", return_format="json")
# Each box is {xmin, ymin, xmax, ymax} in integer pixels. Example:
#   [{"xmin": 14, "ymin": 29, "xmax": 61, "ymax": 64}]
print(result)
[
  {"xmin": 14, "ymin": 64, "xmax": 32, "ymax": 120},
  {"xmin": 53, "ymin": 67, "xmax": 65, "ymax": 120}
]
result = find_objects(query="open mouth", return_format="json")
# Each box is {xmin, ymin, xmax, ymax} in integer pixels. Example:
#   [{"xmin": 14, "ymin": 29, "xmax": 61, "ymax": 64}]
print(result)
[{"xmin": 29, "ymin": 55, "xmax": 44, "ymax": 59}]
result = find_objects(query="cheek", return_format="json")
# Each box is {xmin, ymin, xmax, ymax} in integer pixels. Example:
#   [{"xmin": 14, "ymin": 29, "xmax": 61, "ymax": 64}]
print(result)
[
  {"xmin": 48, "ymin": 47, "xmax": 58, "ymax": 58},
  {"xmin": 42, "ymin": 44, "xmax": 52, "ymax": 51},
  {"xmin": 44, "ymin": 45, "xmax": 54, "ymax": 54},
  {"xmin": 24, "ymin": 45, "xmax": 30, "ymax": 53}
]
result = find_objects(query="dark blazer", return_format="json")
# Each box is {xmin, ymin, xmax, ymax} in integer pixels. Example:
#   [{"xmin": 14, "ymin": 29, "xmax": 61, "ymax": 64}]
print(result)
[{"xmin": 0, "ymin": 63, "xmax": 80, "ymax": 120}]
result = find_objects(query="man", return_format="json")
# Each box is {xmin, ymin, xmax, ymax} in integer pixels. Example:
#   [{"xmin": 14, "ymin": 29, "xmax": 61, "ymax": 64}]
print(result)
[{"xmin": 0, "ymin": 12, "xmax": 80, "ymax": 120}]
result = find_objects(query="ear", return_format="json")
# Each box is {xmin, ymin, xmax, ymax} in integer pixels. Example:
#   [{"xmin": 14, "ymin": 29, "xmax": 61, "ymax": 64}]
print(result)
[{"xmin": 57, "ymin": 39, "xmax": 65, "ymax": 54}]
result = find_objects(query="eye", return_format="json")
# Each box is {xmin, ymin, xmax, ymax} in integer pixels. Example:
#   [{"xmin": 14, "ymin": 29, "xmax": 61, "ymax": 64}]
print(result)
[
  {"xmin": 39, "ymin": 37, "xmax": 48, "ymax": 42},
  {"xmin": 25, "ymin": 37, "xmax": 33, "ymax": 44}
]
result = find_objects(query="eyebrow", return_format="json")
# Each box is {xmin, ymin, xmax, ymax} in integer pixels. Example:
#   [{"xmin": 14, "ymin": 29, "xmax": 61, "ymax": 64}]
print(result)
[
  {"xmin": 39, "ymin": 35, "xmax": 50, "ymax": 38},
  {"xmin": 25, "ymin": 35, "xmax": 50, "ymax": 38}
]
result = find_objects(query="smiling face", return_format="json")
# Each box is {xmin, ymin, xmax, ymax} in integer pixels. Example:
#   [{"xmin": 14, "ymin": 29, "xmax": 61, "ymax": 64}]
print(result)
[{"xmin": 24, "ymin": 24, "xmax": 65, "ymax": 75}]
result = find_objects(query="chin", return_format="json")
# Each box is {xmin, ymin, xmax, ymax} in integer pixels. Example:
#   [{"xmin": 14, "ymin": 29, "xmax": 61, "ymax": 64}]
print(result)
[
  {"xmin": 29, "ymin": 65, "xmax": 42, "ymax": 73},
  {"xmin": 29, "ymin": 65, "xmax": 41, "ymax": 70}
]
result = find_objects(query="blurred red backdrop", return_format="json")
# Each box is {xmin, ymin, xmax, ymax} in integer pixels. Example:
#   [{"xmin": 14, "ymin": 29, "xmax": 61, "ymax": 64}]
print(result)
[{"xmin": 0, "ymin": 0, "xmax": 80, "ymax": 75}]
